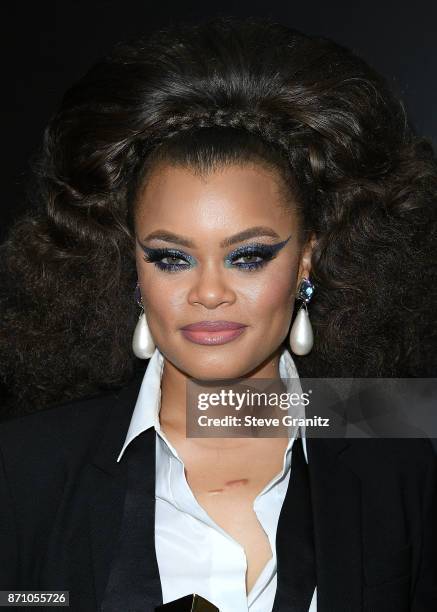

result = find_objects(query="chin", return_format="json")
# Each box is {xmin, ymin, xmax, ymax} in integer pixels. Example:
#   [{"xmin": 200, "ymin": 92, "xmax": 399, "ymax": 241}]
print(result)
[
  {"xmin": 187, "ymin": 363, "xmax": 248, "ymax": 382},
  {"xmin": 172, "ymin": 352, "xmax": 253, "ymax": 382}
]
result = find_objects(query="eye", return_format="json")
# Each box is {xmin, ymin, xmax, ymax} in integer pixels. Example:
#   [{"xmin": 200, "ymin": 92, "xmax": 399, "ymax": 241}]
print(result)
[
  {"xmin": 161, "ymin": 255, "xmax": 187, "ymax": 266},
  {"xmin": 141, "ymin": 247, "xmax": 195, "ymax": 273},
  {"xmin": 232, "ymin": 253, "xmax": 265, "ymax": 266},
  {"xmin": 226, "ymin": 244, "xmax": 282, "ymax": 271},
  {"xmin": 233, "ymin": 255, "xmax": 263, "ymax": 263}
]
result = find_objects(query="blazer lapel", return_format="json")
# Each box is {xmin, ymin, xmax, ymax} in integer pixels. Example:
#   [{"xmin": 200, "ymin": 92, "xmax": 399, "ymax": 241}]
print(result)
[
  {"xmin": 273, "ymin": 436, "xmax": 316, "ymax": 612},
  {"xmin": 87, "ymin": 372, "xmax": 163, "ymax": 611},
  {"xmin": 87, "ymin": 457, "xmax": 129, "ymax": 608}
]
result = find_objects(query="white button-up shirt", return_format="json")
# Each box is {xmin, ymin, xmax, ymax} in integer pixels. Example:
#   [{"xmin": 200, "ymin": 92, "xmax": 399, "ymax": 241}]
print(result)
[{"xmin": 117, "ymin": 346, "xmax": 317, "ymax": 612}]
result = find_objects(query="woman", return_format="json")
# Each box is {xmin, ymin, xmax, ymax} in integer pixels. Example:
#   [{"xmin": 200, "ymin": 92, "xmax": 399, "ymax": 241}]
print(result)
[{"xmin": 0, "ymin": 15, "xmax": 436, "ymax": 612}]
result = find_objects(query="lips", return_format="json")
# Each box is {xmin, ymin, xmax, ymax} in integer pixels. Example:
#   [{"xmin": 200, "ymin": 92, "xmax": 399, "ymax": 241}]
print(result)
[
  {"xmin": 180, "ymin": 321, "xmax": 247, "ymax": 346},
  {"xmin": 180, "ymin": 320, "xmax": 247, "ymax": 331}
]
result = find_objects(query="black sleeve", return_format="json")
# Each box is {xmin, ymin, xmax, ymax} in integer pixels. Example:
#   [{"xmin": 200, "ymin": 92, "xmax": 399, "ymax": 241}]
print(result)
[
  {"xmin": 0, "ymin": 443, "xmax": 20, "ymax": 589},
  {"xmin": 411, "ymin": 441, "xmax": 437, "ymax": 611}
]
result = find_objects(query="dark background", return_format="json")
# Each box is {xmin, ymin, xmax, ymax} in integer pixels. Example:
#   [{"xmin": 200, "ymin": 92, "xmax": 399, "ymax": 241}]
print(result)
[{"xmin": 2, "ymin": 0, "xmax": 436, "ymax": 240}]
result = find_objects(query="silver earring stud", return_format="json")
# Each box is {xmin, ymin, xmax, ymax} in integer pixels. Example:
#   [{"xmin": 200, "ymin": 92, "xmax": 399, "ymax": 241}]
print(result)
[
  {"xmin": 132, "ymin": 282, "xmax": 156, "ymax": 359},
  {"xmin": 289, "ymin": 277, "xmax": 314, "ymax": 355}
]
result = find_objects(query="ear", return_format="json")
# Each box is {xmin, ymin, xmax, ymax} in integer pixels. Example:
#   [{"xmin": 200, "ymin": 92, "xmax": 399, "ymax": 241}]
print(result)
[{"xmin": 296, "ymin": 233, "xmax": 317, "ymax": 292}]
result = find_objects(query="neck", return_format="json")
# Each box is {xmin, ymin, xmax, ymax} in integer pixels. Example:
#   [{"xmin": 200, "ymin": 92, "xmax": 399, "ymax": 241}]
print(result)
[{"xmin": 159, "ymin": 346, "xmax": 284, "ymax": 442}]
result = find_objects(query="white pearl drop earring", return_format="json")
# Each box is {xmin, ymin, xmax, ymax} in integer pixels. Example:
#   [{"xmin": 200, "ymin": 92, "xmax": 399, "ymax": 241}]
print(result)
[
  {"xmin": 289, "ymin": 277, "xmax": 315, "ymax": 356},
  {"xmin": 132, "ymin": 282, "xmax": 156, "ymax": 359}
]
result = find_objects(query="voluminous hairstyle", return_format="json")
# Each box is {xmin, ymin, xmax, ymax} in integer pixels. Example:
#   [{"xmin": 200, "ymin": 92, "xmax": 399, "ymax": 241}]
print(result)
[{"xmin": 1, "ymin": 16, "xmax": 437, "ymax": 417}]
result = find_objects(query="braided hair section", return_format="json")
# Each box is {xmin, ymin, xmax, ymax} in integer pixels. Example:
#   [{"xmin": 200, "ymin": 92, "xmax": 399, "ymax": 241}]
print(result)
[{"xmin": 145, "ymin": 109, "xmax": 303, "ymax": 157}]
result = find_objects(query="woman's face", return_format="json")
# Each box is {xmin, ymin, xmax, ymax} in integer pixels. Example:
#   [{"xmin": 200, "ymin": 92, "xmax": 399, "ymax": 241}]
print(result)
[{"xmin": 134, "ymin": 161, "xmax": 313, "ymax": 380}]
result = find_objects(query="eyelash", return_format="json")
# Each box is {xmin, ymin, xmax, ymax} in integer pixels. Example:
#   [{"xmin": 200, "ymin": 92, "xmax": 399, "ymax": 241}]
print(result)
[{"xmin": 142, "ymin": 243, "xmax": 282, "ymax": 273}]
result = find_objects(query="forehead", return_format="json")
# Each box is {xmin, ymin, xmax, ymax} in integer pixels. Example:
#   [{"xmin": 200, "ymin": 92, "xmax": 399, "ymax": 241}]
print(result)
[{"xmin": 134, "ymin": 162, "xmax": 297, "ymax": 229}]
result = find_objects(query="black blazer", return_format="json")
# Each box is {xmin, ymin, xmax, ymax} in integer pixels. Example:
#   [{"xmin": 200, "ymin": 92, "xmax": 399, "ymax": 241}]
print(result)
[{"xmin": 0, "ymin": 371, "xmax": 436, "ymax": 612}]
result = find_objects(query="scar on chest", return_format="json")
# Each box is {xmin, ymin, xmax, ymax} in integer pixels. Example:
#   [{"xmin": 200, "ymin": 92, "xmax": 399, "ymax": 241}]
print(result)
[
  {"xmin": 207, "ymin": 478, "xmax": 249, "ymax": 494},
  {"xmin": 225, "ymin": 478, "xmax": 249, "ymax": 487}
]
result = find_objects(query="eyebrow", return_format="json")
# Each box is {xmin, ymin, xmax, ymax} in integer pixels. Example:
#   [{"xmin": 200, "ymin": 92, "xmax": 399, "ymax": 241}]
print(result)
[{"xmin": 142, "ymin": 226, "xmax": 282, "ymax": 248}]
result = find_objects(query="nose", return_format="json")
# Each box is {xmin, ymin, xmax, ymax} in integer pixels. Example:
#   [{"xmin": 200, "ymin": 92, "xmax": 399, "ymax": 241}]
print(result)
[{"xmin": 187, "ymin": 259, "xmax": 236, "ymax": 309}]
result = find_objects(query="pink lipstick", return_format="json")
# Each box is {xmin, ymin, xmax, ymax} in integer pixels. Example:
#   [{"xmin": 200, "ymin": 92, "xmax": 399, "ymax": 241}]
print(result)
[{"xmin": 180, "ymin": 320, "xmax": 247, "ymax": 345}]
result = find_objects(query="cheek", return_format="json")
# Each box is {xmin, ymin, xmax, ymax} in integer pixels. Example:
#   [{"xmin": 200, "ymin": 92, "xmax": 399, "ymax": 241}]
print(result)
[
  {"xmin": 136, "ymin": 263, "xmax": 186, "ymax": 319},
  {"xmin": 239, "ymin": 266, "xmax": 296, "ymax": 312}
]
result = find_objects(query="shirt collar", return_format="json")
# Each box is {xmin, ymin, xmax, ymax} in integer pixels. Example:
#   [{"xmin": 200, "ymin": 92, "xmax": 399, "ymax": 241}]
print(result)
[{"xmin": 117, "ymin": 345, "xmax": 304, "ymax": 463}]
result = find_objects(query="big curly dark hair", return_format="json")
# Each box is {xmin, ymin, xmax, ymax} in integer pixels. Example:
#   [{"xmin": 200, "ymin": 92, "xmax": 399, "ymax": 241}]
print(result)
[{"xmin": 1, "ymin": 16, "xmax": 436, "ymax": 418}]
